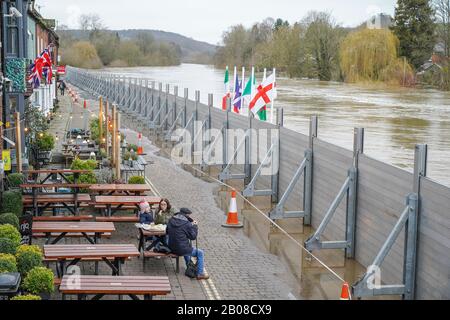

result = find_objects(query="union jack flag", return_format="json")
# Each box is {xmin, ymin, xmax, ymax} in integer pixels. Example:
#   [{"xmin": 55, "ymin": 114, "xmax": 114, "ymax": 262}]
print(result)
[{"xmin": 28, "ymin": 46, "xmax": 53, "ymax": 88}]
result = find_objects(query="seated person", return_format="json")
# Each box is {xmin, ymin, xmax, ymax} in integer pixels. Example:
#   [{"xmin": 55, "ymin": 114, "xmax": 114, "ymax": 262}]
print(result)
[
  {"xmin": 154, "ymin": 198, "xmax": 175, "ymax": 224},
  {"xmin": 138, "ymin": 201, "xmax": 154, "ymax": 225},
  {"xmin": 167, "ymin": 208, "xmax": 209, "ymax": 280},
  {"xmin": 154, "ymin": 198, "xmax": 175, "ymax": 246}
]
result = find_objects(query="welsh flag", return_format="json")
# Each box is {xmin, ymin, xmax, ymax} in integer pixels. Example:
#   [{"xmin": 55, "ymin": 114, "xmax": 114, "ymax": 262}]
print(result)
[
  {"xmin": 222, "ymin": 66, "xmax": 230, "ymax": 110},
  {"xmin": 249, "ymin": 73, "xmax": 277, "ymax": 116}
]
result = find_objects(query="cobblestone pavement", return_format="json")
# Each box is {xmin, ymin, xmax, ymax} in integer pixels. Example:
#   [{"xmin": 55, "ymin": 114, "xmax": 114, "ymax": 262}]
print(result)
[{"xmin": 44, "ymin": 89, "xmax": 299, "ymax": 300}]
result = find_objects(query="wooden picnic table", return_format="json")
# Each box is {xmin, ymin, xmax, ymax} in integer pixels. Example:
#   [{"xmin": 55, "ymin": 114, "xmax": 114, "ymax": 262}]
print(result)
[
  {"xmin": 137, "ymin": 227, "xmax": 166, "ymax": 253},
  {"xmin": 44, "ymin": 244, "xmax": 140, "ymax": 276},
  {"xmin": 23, "ymin": 170, "xmax": 91, "ymax": 185},
  {"xmin": 23, "ymin": 194, "xmax": 92, "ymax": 216},
  {"xmin": 21, "ymin": 182, "xmax": 92, "ymax": 216},
  {"xmin": 59, "ymin": 275, "xmax": 171, "ymax": 300},
  {"xmin": 95, "ymin": 195, "xmax": 161, "ymax": 217},
  {"xmin": 33, "ymin": 222, "xmax": 115, "ymax": 245},
  {"xmin": 89, "ymin": 184, "xmax": 151, "ymax": 196},
  {"xmin": 120, "ymin": 163, "xmax": 145, "ymax": 181}
]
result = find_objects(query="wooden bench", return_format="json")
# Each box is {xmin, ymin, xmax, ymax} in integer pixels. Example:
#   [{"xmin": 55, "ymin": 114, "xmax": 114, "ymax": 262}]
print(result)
[
  {"xmin": 33, "ymin": 215, "xmax": 94, "ymax": 222},
  {"xmin": 59, "ymin": 275, "xmax": 171, "ymax": 300},
  {"xmin": 142, "ymin": 250, "xmax": 180, "ymax": 273},
  {"xmin": 33, "ymin": 232, "xmax": 112, "ymax": 238},
  {"xmin": 95, "ymin": 216, "xmax": 139, "ymax": 223}
]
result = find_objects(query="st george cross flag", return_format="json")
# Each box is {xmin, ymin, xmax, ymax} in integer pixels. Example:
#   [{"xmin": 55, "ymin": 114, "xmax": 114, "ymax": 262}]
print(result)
[
  {"xmin": 232, "ymin": 75, "xmax": 242, "ymax": 113},
  {"xmin": 249, "ymin": 73, "xmax": 277, "ymax": 115},
  {"xmin": 222, "ymin": 66, "xmax": 230, "ymax": 110}
]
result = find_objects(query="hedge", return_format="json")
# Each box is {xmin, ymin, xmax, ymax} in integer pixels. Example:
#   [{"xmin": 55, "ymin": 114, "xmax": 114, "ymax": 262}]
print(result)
[
  {"xmin": 1, "ymin": 191, "xmax": 23, "ymax": 217},
  {"xmin": 0, "ymin": 213, "xmax": 19, "ymax": 230},
  {"xmin": 0, "ymin": 253, "xmax": 17, "ymax": 273}
]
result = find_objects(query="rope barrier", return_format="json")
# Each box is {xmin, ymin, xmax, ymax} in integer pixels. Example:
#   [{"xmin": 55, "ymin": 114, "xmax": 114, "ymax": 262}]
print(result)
[{"xmin": 183, "ymin": 163, "xmax": 346, "ymax": 284}]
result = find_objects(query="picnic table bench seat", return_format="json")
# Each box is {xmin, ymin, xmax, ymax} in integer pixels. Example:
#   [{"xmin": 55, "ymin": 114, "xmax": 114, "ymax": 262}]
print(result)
[
  {"xmin": 33, "ymin": 215, "xmax": 94, "ymax": 222},
  {"xmin": 20, "ymin": 183, "xmax": 93, "ymax": 189},
  {"xmin": 59, "ymin": 275, "xmax": 171, "ymax": 300},
  {"xmin": 33, "ymin": 232, "xmax": 112, "ymax": 238},
  {"xmin": 95, "ymin": 216, "xmax": 139, "ymax": 223},
  {"xmin": 142, "ymin": 250, "xmax": 180, "ymax": 273}
]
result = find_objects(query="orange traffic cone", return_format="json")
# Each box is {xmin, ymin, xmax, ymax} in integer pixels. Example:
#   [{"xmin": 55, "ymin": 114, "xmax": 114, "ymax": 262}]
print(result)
[
  {"xmin": 222, "ymin": 190, "xmax": 243, "ymax": 228},
  {"xmin": 340, "ymin": 282, "xmax": 351, "ymax": 300},
  {"xmin": 137, "ymin": 132, "xmax": 143, "ymax": 155}
]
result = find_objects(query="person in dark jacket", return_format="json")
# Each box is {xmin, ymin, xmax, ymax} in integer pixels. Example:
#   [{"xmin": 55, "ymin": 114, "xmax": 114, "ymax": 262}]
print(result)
[{"xmin": 167, "ymin": 208, "xmax": 209, "ymax": 280}]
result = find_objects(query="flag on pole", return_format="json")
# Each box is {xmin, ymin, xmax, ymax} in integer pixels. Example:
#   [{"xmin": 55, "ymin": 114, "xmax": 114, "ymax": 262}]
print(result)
[
  {"xmin": 258, "ymin": 69, "xmax": 268, "ymax": 121},
  {"xmin": 242, "ymin": 73, "xmax": 255, "ymax": 103},
  {"xmin": 249, "ymin": 73, "xmax": 277, "ymax": 116},
  {"xmin": 232, "ymin": 75, "xmax": 242, "ymax": 113},
  {"xmin": 222, "ymin": 66, "xmax": 230, "ymax": 110}
]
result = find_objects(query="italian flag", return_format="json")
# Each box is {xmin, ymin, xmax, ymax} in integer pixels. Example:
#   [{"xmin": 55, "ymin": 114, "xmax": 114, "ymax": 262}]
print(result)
[{"xmin": 222, "ymin": 66, "xmax": 230, "ymax": 110}]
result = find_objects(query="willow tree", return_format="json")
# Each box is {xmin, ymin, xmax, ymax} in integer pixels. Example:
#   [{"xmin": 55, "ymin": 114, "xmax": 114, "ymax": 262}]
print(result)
[{"xmin": 340, "ymin": 29, "xmax": 414, "ymax": 85}]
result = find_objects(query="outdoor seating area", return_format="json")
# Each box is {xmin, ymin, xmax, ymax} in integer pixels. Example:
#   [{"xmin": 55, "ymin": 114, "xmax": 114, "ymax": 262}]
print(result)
[{"xmin": 0, "ymin": 152, "xmax": 178, "ymax": 300}]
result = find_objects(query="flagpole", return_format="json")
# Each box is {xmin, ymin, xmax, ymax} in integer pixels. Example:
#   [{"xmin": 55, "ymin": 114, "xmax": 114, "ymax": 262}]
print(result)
[
  {"xmin": 241, "ymin": 67, "xmax": 245, "ymax": 115},
  {"xmin": 233, "ymin": 66, "xmax": 237, "ymax": 96},
  {"xmin": 225, "ymin": 65, "xmax": 229, "ymax": 94},
  {"xmin": 249, "ymin": 66, "xmax": 254, "ymax": 117},
  {"xmin": 270, "ymin": 68, "xmax": 276, "ymax": 124}
]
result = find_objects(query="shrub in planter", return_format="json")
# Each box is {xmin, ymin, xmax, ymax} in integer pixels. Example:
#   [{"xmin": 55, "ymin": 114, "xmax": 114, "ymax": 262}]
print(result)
[
  {"xmin": 16, "ymin": 245, "xmax": 43, "ymax": 276},
  {"xmin": 6, "ymin": 173, "xmax": 25, "ymax": 188},
  {"xmin": 0, "ymin": 238, "xmax": 19, "ymax": 255},
  {"xmin": 11, "ymin": 294, "xmax": 41, "ymax": 300},
  {"xmin": 0, "ymin": 253, "xmax": 17, "ymax": 273},
  {"xmin": 36, "ymin": 132, "xmax": 55, "ymax": 151},
  {"xmin": 23, "ymin": 267, "xmax": 54, "ymax": 295},
  {"xmin": 123, "ymin": 151, "xmax": 131, "ymax": 162},
  {"xmin": 1, "ymin": 191, "xmax": 23, "ymax": 217},
  {"xmin": 0, "ymin": 213, "xmax": 19, "ymax": 230},
  {"xmin": 70, "ymin": 158, "xmax": 97, "ymax": 171},
  {"xmin": 128, "ymin": 176, "xmax": 146, "ymax": 184},
  {"xmin": 127, "ymin": 144, "xmax": 138, "ymax": 152},
  {"xmin": 0, "ymin": 225, "xmax": 21, "ymax": 249}
]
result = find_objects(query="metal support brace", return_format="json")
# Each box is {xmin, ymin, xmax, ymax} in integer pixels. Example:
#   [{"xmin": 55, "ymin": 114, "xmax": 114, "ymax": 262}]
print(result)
[
  {"xmin": 304, "ymin": 127, "xmax": 363, "ymax": 257},
  {"xmin": 267, "ymin": 115, "xmax": 316, "ymax": 221},
  {"xmin": 157, "ymin": 108, "xmax": 174, "ymax": 130},
  {"xmin": 165, "ymin": 108, "xmax": 185, "ymax": 141},
  {"xmin": 148, "ymin": 99, "xmax": 167, "ymax": 129},
  {"xmin": 352, "ymin": 144, "xmax": 426, "ymax": 300},
  {"xmin": 269, "ymin": 150, "xmax": 311, "ymax": 220},
  {"xmin": 218, "ymin": 129, "xmax": 250, "ymax": 181},
  {"xmin": 304, "ymin": 169, "xmax": 356, "ymax": 252},
  {"xmin": 171, "ymin": 113, "xmax": 195, "ymax": 144},
  {"xmin": 242, "ymin": 139, "xmax": 279, "ymax": 197}
]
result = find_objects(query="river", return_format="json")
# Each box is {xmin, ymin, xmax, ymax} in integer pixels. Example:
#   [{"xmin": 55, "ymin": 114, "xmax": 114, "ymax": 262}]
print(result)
[{"xmin": 102, "ymin": 63, "xmax": 450, "ymax": 187}]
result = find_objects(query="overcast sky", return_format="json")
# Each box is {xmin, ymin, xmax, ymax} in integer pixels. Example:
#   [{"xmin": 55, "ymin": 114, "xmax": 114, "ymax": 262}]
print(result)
[{"xmin": 36, "ymin": 0, "xmax": 397, "ymax": 45}]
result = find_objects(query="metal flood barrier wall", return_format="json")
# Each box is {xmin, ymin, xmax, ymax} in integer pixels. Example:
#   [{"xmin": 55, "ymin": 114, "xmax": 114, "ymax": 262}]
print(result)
[{"xmin": 66, "ymin": 67, "xmax": 449, "ymax": 300}]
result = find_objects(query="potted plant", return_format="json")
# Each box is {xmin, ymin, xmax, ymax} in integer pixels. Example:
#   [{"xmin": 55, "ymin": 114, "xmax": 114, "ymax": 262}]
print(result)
[
  {"xmin": 1, "ymin": 191, "xmax": 23, "ymax": 218},
  {"xmin": 15, "ymin": 245, "xmax": 43, "ymax": 277},
  {"xmin": 128, "ymin": 176, "xmax": 145, "ymax": 184},
  {"xmin": 0, "ymin": 224, "xmax": 21, "ymax": 255},
  {"xmin": 123, "ymin": 151, "xmax": 131, "ymax": 166},
  {"xmin": 6, "ymin": 173, "xmax": 24, "ymax": 190},
  {"xmin": 0, "ymin": 213, "xmax": 20, "ymax": 230},
  {"xmin": 11, "ymin": 294, "xmax": 41, "ymax": 300},
  {"xmin": 130, "ymin": 151, "xmax": 138, "ymax": 168},
  {"xmin": 0, "ymin": 253, "xmax": 17, "ymax": 273},
  {"xmin": 23, "ymin": 267, "xmax": 54, "ymax": 300}
]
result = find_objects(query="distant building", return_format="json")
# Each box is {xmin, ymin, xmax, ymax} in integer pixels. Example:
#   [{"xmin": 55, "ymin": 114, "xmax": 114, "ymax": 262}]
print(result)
[{"xmin": 367, "ymin": 13, "xmax": 393, "ymax": 30}]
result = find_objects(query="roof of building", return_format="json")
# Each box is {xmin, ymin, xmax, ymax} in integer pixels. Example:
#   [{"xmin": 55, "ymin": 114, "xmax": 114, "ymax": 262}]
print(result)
[{"xmin": 27, "ymin": 1, "xmax": 59, "ymax": 45}]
